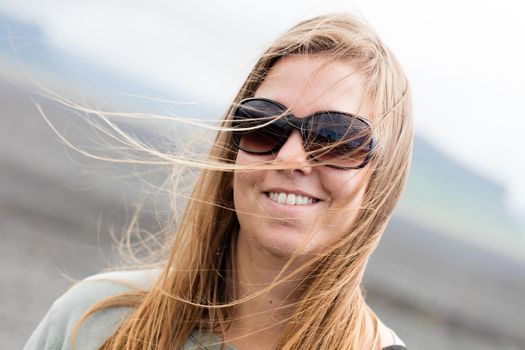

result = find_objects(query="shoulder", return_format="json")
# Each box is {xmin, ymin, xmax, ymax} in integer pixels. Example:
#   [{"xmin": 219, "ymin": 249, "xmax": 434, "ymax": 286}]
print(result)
[
  {"xmin": 83, "ymin": 268, "xmax": 160, "ymax": 287},
  {"xmin": 24, "ymin": 269, "xmax": 160, "ymax": 350},
  {"xmin": 378, "ymin": 319, "xmax": 406, "ymax": 349}
]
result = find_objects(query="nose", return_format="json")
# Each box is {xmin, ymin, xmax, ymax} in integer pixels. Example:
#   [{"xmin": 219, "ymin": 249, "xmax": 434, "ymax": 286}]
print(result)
[{"xmin": 274, "ymin": 130, "xmax": 312, "ymax": 176}]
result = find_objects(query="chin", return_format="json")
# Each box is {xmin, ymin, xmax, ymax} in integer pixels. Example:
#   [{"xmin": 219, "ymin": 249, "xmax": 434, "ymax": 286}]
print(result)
[{"xmin": 252, "ymin": 226, "xmax": 328, "ymax": 259}]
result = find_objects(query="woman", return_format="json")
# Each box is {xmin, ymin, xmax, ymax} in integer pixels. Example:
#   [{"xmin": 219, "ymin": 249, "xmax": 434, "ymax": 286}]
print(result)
[{"xmin": 25, "ymin": 13, "xmax": 412, "ymax": 350}]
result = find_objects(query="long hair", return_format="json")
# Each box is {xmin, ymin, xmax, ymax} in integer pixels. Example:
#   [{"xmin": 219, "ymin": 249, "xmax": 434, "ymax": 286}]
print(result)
[{"xmin": 74, "ymin": 13, "xmax": 412, "ymax": 350}]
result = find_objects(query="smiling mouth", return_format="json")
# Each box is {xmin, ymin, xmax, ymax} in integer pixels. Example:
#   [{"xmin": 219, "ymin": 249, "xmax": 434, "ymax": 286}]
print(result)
[{"xmin": 265, "ymin": 192, "xmax": 320, "ymax": 206}]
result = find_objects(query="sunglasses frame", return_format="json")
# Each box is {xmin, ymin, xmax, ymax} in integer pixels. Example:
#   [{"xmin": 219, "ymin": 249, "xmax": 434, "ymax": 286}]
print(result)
[{"xmin": 231, "ymin": 97, "xmax": 376, "ymax": 170}]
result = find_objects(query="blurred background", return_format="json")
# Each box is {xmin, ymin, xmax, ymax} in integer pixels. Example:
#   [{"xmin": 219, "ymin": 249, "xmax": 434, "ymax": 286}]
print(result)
[{"xmin": 1, "ymin": 1, "xmax": 524, "ymax": 349}]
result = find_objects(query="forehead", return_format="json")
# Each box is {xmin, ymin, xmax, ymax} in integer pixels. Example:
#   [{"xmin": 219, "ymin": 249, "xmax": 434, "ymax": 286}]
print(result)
[{"xmin": 254, "ymin": 55, "xmax": 370, "ymax": 119}]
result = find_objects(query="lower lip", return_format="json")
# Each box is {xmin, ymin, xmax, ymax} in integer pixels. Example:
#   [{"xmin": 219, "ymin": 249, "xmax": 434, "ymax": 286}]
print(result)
[{"xmin": 262, "ymin": 192, "xmax": 320, "ymax": 212}]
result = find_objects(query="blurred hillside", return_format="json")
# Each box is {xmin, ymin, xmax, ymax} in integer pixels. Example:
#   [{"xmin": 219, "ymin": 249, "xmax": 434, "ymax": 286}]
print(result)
[{"xmin": 397, "ymin": 136, "xmax": 523, "ymax": 258}]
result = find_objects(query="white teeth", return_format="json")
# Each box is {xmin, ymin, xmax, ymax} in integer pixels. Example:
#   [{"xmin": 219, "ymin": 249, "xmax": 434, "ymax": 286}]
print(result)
[{"xmin": 268, "ymin": 192, "xmax": 317, "ymax": 206}]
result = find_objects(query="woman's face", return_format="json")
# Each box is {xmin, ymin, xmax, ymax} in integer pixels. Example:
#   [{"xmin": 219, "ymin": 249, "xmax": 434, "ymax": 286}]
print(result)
[{"xmin": 233, "ymin": 55, "xmax": 372, "ymax": 258}]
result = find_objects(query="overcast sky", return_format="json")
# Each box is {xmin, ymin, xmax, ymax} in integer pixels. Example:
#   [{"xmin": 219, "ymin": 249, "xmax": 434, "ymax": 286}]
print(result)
[{"xmin": 1, "ymin": 0, "xmax": 524, "ymax": 214}]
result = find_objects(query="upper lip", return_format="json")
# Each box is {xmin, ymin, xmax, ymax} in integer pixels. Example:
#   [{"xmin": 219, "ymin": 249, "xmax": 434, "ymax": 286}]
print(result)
[{"xmin": 264, "ymin": 188, "xmax": 322, "ymax": 201}]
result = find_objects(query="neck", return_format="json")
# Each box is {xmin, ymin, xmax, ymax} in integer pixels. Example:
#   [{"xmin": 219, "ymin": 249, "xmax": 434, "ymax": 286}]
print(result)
[{"xmin": 221, "ymin": 231, "xmax": 311, "ymax": 348}]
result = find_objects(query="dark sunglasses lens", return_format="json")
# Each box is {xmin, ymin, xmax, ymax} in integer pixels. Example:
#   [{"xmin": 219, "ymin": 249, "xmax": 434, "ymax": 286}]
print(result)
[
  {"xmin": 232, "ymin": 100, "xmax": 289, "ymax": 153},
  {"xmin": 306, "ymin": 113, "xmax": 372, "ymax": 168}
]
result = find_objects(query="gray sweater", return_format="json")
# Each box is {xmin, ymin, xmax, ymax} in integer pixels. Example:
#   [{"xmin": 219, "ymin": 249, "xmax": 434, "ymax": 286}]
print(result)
[
  {"xmin": 24, "ymin": 270, "xmax": 406, "ymax": 350},
  {"xmin": 24, "ymin": 270, "xmax": 236, "ymax": 350}
]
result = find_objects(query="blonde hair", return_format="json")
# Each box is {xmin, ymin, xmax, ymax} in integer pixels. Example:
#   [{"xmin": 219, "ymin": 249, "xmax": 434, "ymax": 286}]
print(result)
[{"xmin": 74, "ymin": 13, "xmax": 412, "ymax": 350}]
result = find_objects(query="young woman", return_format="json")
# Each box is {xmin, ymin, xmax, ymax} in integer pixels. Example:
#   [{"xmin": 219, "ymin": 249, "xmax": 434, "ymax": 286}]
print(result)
[{"xmin": 25, "ymin": 13, "xmax": 412, "ymax": 350}]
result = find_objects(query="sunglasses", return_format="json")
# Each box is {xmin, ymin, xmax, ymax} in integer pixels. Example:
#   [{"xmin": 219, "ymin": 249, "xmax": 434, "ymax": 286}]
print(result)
[{"xmin": 231, "ymin": 98, "xmax": 376, "ymax": 169}]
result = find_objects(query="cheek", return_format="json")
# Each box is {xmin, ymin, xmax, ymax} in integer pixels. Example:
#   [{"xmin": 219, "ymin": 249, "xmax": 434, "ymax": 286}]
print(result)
[
  {"xmin": 233, "ymin": 172, "xmax": 249, "ymax": 208},
  {"xmin": 321, "ymin": 169, "xmax": 369, "ymax": 229},
  {"xmin": 323, "ymin": 169, "xmax": 369, "ymax": 203},
  {"xmin": 232, "ymin": 152, "xmax": 250, "ymax": 202},
  {"xmin": 233, "ymin": 151, "xmax": 256, "ymax": 188},
  {"xmin": 232, "ymin": 157, "xmax": 266, "ymax": 210},
  {"xmin": 232, "ymin": 150, "xmax": 273, "ymax": 199},
  {"xmin": 232, "ymin": 169, "xmax": 268, "ymax": 238},
  {"xmin": 233, "ymin": 171, "xmax": 250, "ymax": 197}
]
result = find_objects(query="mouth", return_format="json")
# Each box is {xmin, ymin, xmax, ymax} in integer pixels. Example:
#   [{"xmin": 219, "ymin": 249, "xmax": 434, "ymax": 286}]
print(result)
[{"xmin": 265, "ymin": 191, "xmax": 321, "ymax": 206}]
